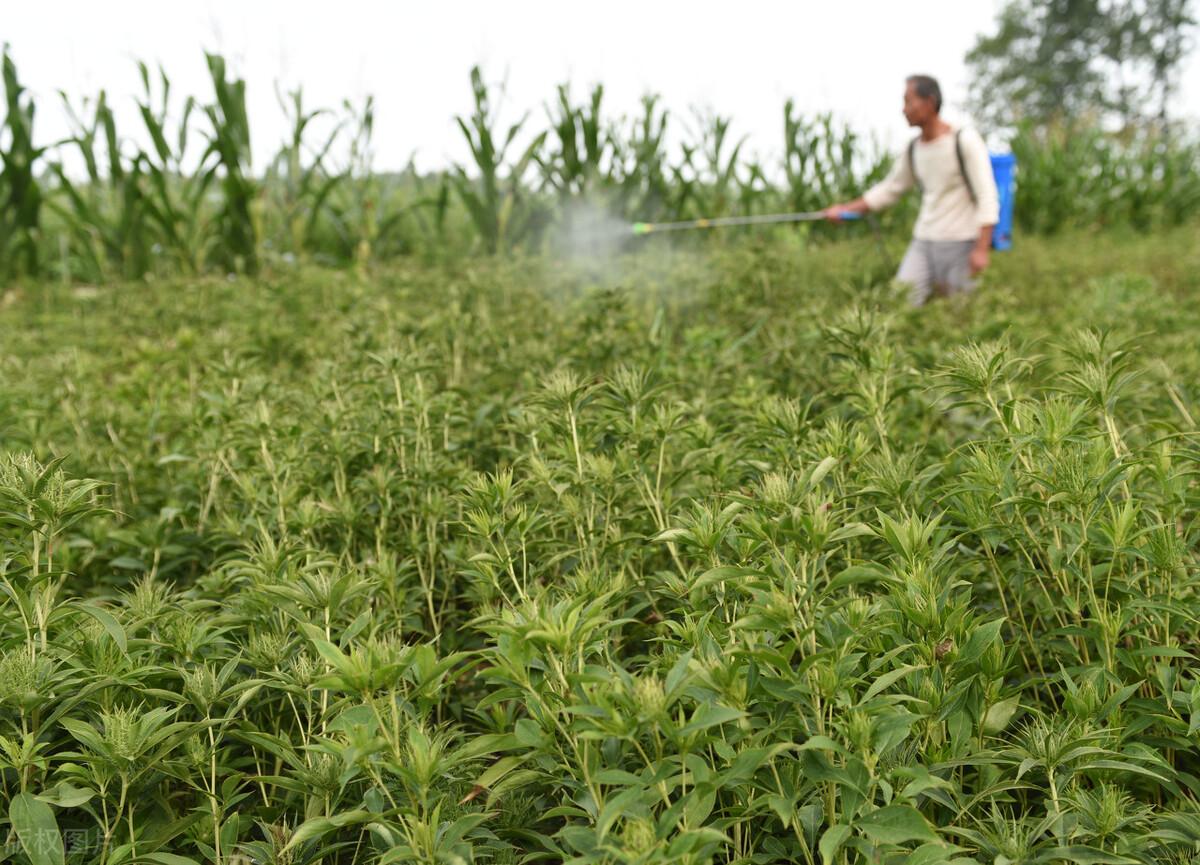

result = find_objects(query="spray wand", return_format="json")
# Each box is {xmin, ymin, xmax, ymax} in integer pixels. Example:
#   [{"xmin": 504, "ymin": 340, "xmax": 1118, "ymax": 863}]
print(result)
[{"xmin": 631, "ymin": 209, "xmax": 860, "ymax": 235}]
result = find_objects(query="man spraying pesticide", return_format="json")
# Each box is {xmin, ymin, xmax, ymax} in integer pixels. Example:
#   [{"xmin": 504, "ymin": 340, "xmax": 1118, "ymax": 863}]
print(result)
[{"xmin": 824, "ymin": 75, "xmax": 1007, "ymax": 306}]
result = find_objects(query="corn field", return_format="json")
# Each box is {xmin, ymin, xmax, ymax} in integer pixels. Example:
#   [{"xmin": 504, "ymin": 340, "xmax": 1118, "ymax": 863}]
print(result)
[{"xmin": 2, "ymin": 48, "xmax": 1199, "ymax": 283}]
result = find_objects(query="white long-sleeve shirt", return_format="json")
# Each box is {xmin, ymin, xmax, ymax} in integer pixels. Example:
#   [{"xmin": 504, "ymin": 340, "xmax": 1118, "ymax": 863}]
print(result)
[{"xmin": 863, "ymin": 127, "xmax": 1000, "ymax": 242}]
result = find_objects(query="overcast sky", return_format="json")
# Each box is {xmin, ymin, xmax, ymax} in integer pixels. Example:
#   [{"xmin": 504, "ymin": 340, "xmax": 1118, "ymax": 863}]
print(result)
[{"xmin": 6, "ymin": 1, "xmax": 1200, "ymax": 174}]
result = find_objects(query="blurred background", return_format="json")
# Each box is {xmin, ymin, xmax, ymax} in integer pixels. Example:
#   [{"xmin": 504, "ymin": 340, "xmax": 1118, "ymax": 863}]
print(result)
[{"xmin": 2, "ymin": 0, "xmax": 1198, "ymax": 276}]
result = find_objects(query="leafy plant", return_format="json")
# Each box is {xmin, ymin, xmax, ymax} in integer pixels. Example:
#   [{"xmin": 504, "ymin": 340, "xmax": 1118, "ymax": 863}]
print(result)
[
  {"xmin": 0, "ymin": 45, "xmax": 45, "ymax": 281},
  {"xmin": 2, "ymin": 227, "xmax": 1200, "ymax": 862},
  {"xmin": 451, "ymin": 67, "xmax": 548, "ymax": 254}
]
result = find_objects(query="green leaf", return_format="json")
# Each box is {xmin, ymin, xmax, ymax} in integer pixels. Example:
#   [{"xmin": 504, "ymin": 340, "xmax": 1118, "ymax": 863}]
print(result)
[
  {"xmin": 35, "ymin": 782, "xmax": 94, "ymax": 809},
  {"xmin": 1038, "ymin": 847, "xmax": 1139, "ymax": 864},
  {"xmin": 281, "ymin": 810, "xmax": 373, "ymax": 853},
  {"xmin": 829, "ymin": 563, "xmax": 894, "ymax": 590},
  {"xmin": 653, "ymin": 527, "xmax": 689, "ymax": 543},
  {"xmin": 311, "ymin": 639, "xmax": 349, "ymax": 670},
  {"xmin": 679, "ymin": 703, "xmax": 744, "ymax": 735},
  {"xmin": 154, "ymin": 453, "xmax": 192, "ymax": 465},
  {"xmin": 136, "ymin": 854, "xmax": 202, "ymax": 865},
  {"xmin": 683, "ymin": 789, "xmax": 716, "ymax": 825},
  {"xmin": 819, "ymin": 824, "xmax": 851, "ymax": 865},
  {"xmin": 828, "ymin": 522, "xmax": 876, "ymax": 543},
  {"xmin": 983, "ymin": 695, "xmax": 1021, "ymax": 734},
  {"xmin": 767, "ymin": 795, "xmax": 794, "ymax": 828},
  {"xmin": 1079, "ymin": 759, "xmax": 1173, "ymax": 785},
  {"xmin": 665, "ymin": 651, "xmax": 693, "ymax": 697},
  {"xmin": 797, "ymin": 735, "xmax": 846, "ymax": 754},
  {"xmin": 71, "ymin": 603, "xmax": 128, "ymax": 653},
  {"xmin": 1125, "ymin": 646, "xmax": 1195, "ymax": 659},
  {"xmin": 10, "ymin": 792, "xmax": 65, "ymax": 865},
  {"xmin": 904, "ymin": 842, "xmax": 970, "ymax": 865},
  {"xmin": 862, "ymin": 664, "xmax": 924, "ymax": 702},
  {"xmin": 513, "ymin": 718, "xmax": 543, "ymax": 746},
  {"xmin": 894, "ymin": 766, "xmax": 956, "ymax": 801},
  {"xmin": 474, "ymin": 755, "xmax": 527, "ymax": 790},
  {"xmin": 808, "ymin": 456, "xmax": 839, "ymax": 488},
  {"xmin": 326, "ymin": 704, "xmax": 378, "ymax": 734},
  {"xmin": 693, "ymin": 565, "xmax": 760, "ymax": 590},
  {"xmin": 454, "ymin": 731, "xmax": 518, "ymax": 761},
  {"xmin": 957, "ymin": 618, "xmax": 1005, "ymax": 666},
  {"xmin": 856, "ymin": 804, "xmax": 939, "ymax": 846}
]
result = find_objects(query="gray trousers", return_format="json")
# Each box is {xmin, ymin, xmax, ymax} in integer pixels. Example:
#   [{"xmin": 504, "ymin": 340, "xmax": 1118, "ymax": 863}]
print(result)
[{"xmin": 896, "ymin": 239, "xmax": 976, "ymax": 306}]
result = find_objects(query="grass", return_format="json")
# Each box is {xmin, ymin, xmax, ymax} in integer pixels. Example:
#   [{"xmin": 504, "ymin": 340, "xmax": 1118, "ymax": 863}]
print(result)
[{"xmin": 1, "ymin": 229, "xmax": 1200, "ymax": 864}]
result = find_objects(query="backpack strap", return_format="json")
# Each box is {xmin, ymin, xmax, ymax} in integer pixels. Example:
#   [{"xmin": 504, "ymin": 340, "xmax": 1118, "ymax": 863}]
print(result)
[
  {"xmin": 955, "ymin": 128, "xmax": 977, "ymax": 204},
  {"xmin": 909, "ymin": 129, "xmax": 979, "ymax": 204},
  {"xmin": 907, "ymin": 136, "xmax": 922, "ymax": 194}
]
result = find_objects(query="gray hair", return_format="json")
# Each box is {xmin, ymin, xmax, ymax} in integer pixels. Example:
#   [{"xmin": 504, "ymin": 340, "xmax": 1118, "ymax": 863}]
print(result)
[{"xmin": 906, "ymin": 75, "xmax": 942, "ymax": 113}]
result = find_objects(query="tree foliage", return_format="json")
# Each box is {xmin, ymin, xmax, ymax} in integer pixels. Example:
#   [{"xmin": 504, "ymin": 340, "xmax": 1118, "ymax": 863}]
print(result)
[{"xmin": 967, "ymin": 0, "xmax": 1197, "ymax": 129}]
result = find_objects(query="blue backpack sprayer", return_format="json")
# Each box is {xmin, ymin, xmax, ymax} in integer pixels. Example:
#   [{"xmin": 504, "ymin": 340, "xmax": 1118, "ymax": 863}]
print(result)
[
  {"xmin": 631, "ymin": 137, "xmax": 1017, "ymax": 251},
  {"xmin": 990, "ymin": 151, "xmax": 1017, "ymax": 250}
]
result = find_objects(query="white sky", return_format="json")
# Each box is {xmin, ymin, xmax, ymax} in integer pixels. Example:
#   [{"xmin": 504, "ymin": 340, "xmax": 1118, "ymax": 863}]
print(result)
[{"xmin": 6, "ymin": 0, "xmax": 1199, "ymax": 174}]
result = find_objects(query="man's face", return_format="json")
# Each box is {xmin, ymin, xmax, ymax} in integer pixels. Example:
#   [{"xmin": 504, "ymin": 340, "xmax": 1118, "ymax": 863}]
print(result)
[{"xmin": 903, "ymin": 82, "xmax": 935, "ymax": 127}]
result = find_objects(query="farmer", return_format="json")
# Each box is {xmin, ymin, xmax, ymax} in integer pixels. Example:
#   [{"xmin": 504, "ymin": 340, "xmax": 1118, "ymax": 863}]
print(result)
[{"xmin": 824, "ymin": 75, "xmax": 1000, "ymax": 306}]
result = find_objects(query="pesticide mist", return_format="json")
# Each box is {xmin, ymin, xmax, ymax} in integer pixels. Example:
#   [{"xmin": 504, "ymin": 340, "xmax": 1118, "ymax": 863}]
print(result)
[
  {"xmin": 551, "ymin": 199, "xmax": 634, "ymax": 262},
  {"xmin": 543, "ymin": 198, "xmax": 707, "ymax": 301}
]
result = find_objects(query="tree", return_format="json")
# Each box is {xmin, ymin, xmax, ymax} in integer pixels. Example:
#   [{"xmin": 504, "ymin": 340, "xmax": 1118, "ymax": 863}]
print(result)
[
  {"xmin": 1135, "ymin": 0, "xmax": 1196, "ymax": 123},
  {"xmin": 966, "ymin": 0, "xmax": 1196, "ymax": 130}
]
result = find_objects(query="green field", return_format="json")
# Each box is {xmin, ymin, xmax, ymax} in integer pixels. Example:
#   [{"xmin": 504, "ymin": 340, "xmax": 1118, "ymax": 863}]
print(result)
[{"xmin": 3, "ymin": 229, "xmax": 1200, "ymax": 864}]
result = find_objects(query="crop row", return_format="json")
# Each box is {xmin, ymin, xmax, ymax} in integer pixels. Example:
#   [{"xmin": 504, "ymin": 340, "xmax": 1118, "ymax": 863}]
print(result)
[{"xmin": 2, "ymin": 50, "xmax": 1198, "ymax": 282}]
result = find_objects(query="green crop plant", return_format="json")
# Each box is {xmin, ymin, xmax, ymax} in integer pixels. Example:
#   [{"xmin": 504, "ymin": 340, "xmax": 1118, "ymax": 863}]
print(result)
[
  {"xmin": 403, "ymin": 164, "xmax": 453, "ymax": 259},
  {"xmin": 50, "ymin": 90, "xmax": 154, "ymax": 282},
  {"xmin": 672, "ymin": 110, "xmax": 747, "ymax": 222},
  {"xmin": 0, "ymin": 45, "xmax": 45, "ymax": 281},
  {"xmin": 539, "ymin": 83, "xmax": 615, "ymax": 202},
  {"xmin": 263, "ymin": 86, "xmax": 346, "ymax": 265},
  {"xmin": 2, "ymin": 228, "xmax": 1200, "ymax": 863},
  {"xmin": 452, "ymin": 67, "xmax": 548, "ymax": 255},
  {"xmin": 609, "ymin": 94, "xmax": 674, "ymax": 222},
  {"xmin": 201, "ymin": 53, "xmax": 260, "ymax": 275},
  {"xmin": 132, "ymin": 61, "xmax": 214, "ymax": 275},
  {"xmin": 781, "ymin": 106, "xmax": 900, "ymax": 231},
  {"xmin": 735, "ymin": 157, "xmax": 773, "ymax": 217},
  {"xmin": 324, "ymin": 96, "xmax": 388, "ymax": 271},
  {"xmin": 1, "ymin": 48, "xmax": 1199, "ymax": 280},
  {"xmin": 3, "ymin": 33, "xmax": 1200, "ymax": 865},
  {"xmin": 783, "ymin": 106, "xmax": 845, "ymax": 212},
  {"xmin": 1012, "ymin": 121, "xmax": 1200, "ymax": 233}
]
